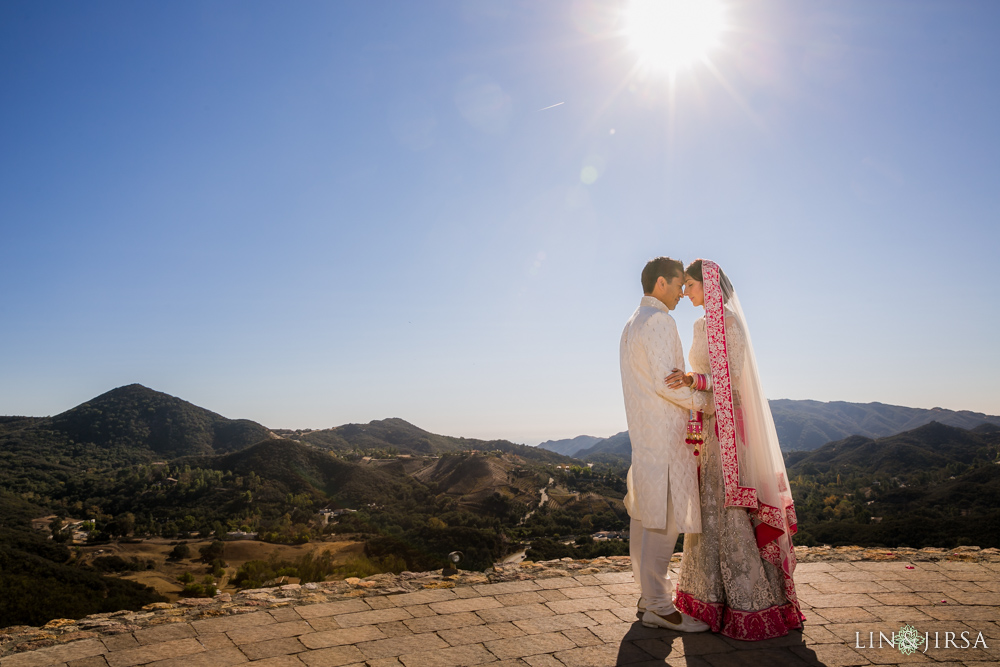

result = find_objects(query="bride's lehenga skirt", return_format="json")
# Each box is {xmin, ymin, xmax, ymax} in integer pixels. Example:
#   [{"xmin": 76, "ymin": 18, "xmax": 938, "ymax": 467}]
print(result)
[{"xmin": 675, "ymin": 415, "xmax": 805, "ymax": 640}]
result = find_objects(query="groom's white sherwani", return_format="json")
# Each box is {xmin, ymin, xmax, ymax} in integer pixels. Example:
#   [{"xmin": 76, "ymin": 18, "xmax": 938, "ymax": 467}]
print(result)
[{"xmin": 620, "ymin": 296, "xmax": 712, "ymax": 532}]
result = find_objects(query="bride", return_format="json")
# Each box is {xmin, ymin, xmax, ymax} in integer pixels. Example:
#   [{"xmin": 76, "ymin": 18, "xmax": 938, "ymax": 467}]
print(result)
[{"xmin": 664, "ymin": 259, "xmax": 804, "ymax": 640}]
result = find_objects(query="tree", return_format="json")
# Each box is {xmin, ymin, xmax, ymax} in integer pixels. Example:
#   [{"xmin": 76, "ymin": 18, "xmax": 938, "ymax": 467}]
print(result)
[{"xmin": 168, "ymin": 544, "xmax": 190, "ymax": 560}]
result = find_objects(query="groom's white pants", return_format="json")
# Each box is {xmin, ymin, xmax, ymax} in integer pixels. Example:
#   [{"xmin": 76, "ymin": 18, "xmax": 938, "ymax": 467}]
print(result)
[{"xmin": 630, "ymin": 511, "xmax": 679, "ymax": 616}]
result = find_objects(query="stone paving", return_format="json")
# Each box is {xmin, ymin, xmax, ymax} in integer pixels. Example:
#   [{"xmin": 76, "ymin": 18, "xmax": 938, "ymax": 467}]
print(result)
[{"xmin": 2, "ymin": 556, "xmax": 999, "ymax": 667}]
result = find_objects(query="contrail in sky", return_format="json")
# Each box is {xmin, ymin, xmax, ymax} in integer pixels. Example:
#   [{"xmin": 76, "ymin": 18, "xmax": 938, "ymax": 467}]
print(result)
[{"xmin": 536, "ymin": 102, "xmax": 564, "ymax": 112}]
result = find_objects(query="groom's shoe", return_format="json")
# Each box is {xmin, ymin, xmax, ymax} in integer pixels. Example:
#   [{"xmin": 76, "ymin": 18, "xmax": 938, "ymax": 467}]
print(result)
[
  {"xmin": 642, "ymin": 609, "xmax": 710, "ymax": 633},
  {"xmin": 637, "ymin": 597, "xmax": 647, "ymax": 613}
]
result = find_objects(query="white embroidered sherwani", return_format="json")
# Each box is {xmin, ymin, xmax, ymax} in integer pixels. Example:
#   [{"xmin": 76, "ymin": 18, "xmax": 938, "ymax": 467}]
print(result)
[{"xmin": 620, "ymin": 296, "xmax": 713, "ymax": 532}]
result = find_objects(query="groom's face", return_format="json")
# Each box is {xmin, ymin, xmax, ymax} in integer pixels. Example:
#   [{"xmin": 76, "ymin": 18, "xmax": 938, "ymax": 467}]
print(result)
[{"xmin": 656, "ymin": 275, "xmax": 685, "ymax": 310}]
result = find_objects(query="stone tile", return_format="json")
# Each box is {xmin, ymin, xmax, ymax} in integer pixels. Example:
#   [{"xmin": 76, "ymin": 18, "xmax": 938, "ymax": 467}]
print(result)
[
  {"xmin": 241, "ymin": 657, "xmax": 306, "ymax": 667},
  {"xmin": 802, "ymin": 610, "xmax": 830, "ymax": 625},
  {"xmin": 192, "ymin": 611, "xmax": 276, "ymax": 635},
  {"xmin": 583, "ymin": 609, "xmax": 624, "ymax": 625},
  {"xmin": 560, "ymin": 627, "xmax": 602, "ymax": 647},
  {"xmin": 808, "ymin": 582, "xmax": 890, "ymax": 595},
  {"xmin": 402, "ymin": 604, "xmax": 437, "ymax": 618},
  {"xmin": 552, "ymin": 644, "xmax": 633, "ymax": 667},
  {"xmin": 105, "ymin": 638, "xmax": 205, "ymax": 667},
  {"xmin": 871, "ymin": 593, "xmax": 927, "ymax": 607},
  {"xmin": 868, "ymin": 606, "xmax": 934, "ymax": 623},
  {"xmin": 801, "ymin": 624, "xmax": 842, "ymax": 644},
  {"xmin": 305, "ymin": 617, "xmax": 342, "ymax": 632},
  {"xmin": 495, "ymin": 592, "xmax": 546, "ymax": 607},
  {"xmin": 134, "ymin": 624, "xmax": 195, "ymax": 646},
  {"xmin": 356, "ymin": 634, "xmax": 449, "ymax": 660},
  {"xmin": 0, "ymin": 640, "xmax": 107, "ymax": 667},
  {"xmin": 238, "ymin": 637, "xmax": 306, "ymax": 661},
  {"xmin": 387, "ymin": 589, "xmax": 458, "ymax": 607},
  {"xmin": 375, "ymin": 621, "xmax": 413, "ymax": 638},
  {"xmin": 403, "ymin": 611, "xmax": 484, "ymax": 633},
  {"xmin": 945, "ymin": 591, "xmax": 1000, "ymax": 605},
  {"xmin": 454, "ymin": 587, "xmax": 482, "ymax": 599},
  {"xmin": 269, "ymin": 608, "xmax": 303, "ymax": 623},
  {"xmin": 916, "ymin": 605, "xmax": 1000, "ymax": 621},
  {"xmin": 572, "ymin": 575, "xmax": 600, "ymax": 586},
  {"xmin": 587, "ymin": 621, "xmax": 661, "ymax": 644},
  {"xmin": 702, "ymin": 648, "xmax": 813, "ymax": 666},
  {"xmin": 794, "ymin": 562, "xmax": 839, "ymax": 572},
  {"xmin": 537, "ymin": 590, "xmax": 569, "ymax": 602},
  {"xmin": 197, "ymin": 633, "xmax": 235, "ymax": 650},
  {"xmin": 102, "ymin": 635, "xmax": 139, "ymax": 652},
  {"xmin": 559, "ymin": 586, "xmax": 610, "ymax": 600},
  {"xmin": 534, "ymin": 577, "xmax": 582, "ymax": 590},
  {"xmin": 299, "ymin": 625, "xmax": 385, "ymax": 649},
  {"xmin": 789, "ymin": 644, "xmax": 871, "ymax": 666},
  {"xmin": 146, "ymin": 646, "xmax": 248, "ymax": 667},
  {"xmin": 485, "ymin": 622, "xmax": 527, "ymax": 639},
  {"xmin": 816, "ymin": 607, "xmax": 882, "ymax": 624},
  {"xmin": 513, "ymin": 612, "xmax": 594, "ymax": 635},
  {"xmin": 477, "ymin": 603, "xmax": 554, "ymax": 624},
  {"xmin": 593, "ymin": 572, "xmax": 633, "ymax": 584},
  {"xmin": 294, "ymin": 600, "xmax": 371, "ymax": 620},
  {"xmin": 610, "ymin": 605, "xmax": 643, "ymax": 622},
  {"xmin": 600, "ymin": 582, "xmax": 641, "ymax": 596},
  {"xmin": 803, "ymin": 594, "xmax": 881, "ymax": 609},
  {"xmin": 297, "ymin": 644, "xmax": 366, "ymax": 666},
  {"xmin": 67, "ymin": 658, "xmax": 109, "ymax": 667},
  {"xmin": 485, "ymin": 631, "xmax": 576, "ymax": 659},
  {"xmin": 792, "ymin": 572, "xmax": 840, "ymax": 584},
  {"xmin": 365, "ymin": 660, "xmax": 403, "ymax": 667},
  {"xmin": 437, "ymin": 624, "xmax": 505, "ymax": 647},
  {"xmin": 719, "ymin": 630, "xmax": 805, "ymax": 651},
  {"xmin": 429, "ymin": 597, "xmax": 503, "ymax": 615},
  {"xmin": 397, "ymin": 643, "xmax": 496, "ymax": 667},
  {"xmin": 332, "ymin": 608, "xmax": 412, "ymax": 628},
  {"xmin": 227, "ymin": 620, "xmax": 312, "ymax": 645},
  {"xmin": 472, "ymin": 581, "xmax": 541, "ymax": 596},
  {"xmin": 523, "ymin": 655, "xmax": 564, "ymax": 667},
  {"xmin": 364, "ymin": 597, "xmax": 395, "ymax": 610},
  {"xmin": 545, "ymin": 597, "xmax": 619, "ymax": 615},
  {"xmin": 611, "ymin": 595, "xmax": 640, "ymax": 608}
]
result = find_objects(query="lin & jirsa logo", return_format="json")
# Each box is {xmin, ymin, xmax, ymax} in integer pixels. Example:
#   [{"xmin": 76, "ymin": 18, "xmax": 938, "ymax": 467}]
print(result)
[{"xmin": 855, "ymin": 624, "xmax": 989, "ymax": 655}]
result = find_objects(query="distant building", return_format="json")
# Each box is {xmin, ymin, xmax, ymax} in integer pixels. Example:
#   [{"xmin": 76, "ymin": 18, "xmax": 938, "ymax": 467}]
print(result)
[{"xmin": 226, "ymin": 531, "xmax": 258, "ymax": 540}]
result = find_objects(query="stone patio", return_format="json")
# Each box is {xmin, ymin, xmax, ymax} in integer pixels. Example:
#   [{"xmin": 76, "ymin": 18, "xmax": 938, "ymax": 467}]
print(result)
[{"xmin": 2, "ymin": 557, "xmax": 998, "ymax": 667}]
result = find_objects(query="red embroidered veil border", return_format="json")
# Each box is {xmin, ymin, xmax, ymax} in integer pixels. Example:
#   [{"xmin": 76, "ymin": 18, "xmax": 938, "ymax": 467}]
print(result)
[{"xmin": 694, "ymin": 260, "xmax": 805, "ymax": 630}]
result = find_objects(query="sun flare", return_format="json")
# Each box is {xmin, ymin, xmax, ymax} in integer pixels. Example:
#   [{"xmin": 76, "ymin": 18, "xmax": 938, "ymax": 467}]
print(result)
[{"xmin": 625, "ymin": 0, "xmax": 726, "ymax": 74}]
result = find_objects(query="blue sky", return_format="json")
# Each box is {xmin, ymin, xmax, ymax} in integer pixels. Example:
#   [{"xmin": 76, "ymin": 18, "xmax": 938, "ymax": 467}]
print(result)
[{"xmin": 2, "ymin": 1, "xmax": 998, "ymax": 444}]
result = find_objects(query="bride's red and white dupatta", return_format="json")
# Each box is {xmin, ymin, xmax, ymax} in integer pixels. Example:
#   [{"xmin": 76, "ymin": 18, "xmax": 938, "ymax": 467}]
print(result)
[{"xmin": 674, "ymin": 260, "xmax": 805, "ymax": 640}]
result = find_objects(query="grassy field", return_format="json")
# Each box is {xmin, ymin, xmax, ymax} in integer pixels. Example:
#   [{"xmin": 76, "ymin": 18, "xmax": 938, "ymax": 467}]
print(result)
[{"xmin": 76, "ymin": 538, "xmax": 364, "ymax": 600}]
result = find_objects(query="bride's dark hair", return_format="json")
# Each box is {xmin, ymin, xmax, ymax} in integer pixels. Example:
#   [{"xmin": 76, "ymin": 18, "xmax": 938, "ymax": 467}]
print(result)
[{"xmin": 685, "ymin": 259, "xmax": 734, "ymax": 302}]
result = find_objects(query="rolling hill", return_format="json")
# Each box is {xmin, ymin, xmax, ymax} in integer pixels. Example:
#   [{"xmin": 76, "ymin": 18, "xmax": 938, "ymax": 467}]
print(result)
[{"xmin": 561, "ymin": 399, "xmax": 1000, "ymax": 463}]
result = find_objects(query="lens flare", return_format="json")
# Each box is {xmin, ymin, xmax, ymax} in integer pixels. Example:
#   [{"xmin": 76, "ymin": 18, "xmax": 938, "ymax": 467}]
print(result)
[{"xmin": 625, "ymin": 0, "xmax": 725, "ymax": 74}]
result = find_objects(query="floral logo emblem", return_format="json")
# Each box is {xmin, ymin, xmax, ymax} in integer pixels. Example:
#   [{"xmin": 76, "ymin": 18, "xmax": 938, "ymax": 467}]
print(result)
[{"xmin": 897, "ymin": 624, "xmax": 922, "ymax": 655}]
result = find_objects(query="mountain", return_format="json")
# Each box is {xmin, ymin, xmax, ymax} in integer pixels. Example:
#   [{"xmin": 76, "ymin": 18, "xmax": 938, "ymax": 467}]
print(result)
[
  {"xmin": 536, "ymin": 435, "xmax": 603, "ymax": 458},
  {"xmin": 769, "ymin": 399, "xmax": 1000, "ymax": 451},
  {"xmin": 785, "ymin": 422, "xmax": 1000, "ymax": 548},
  {"xmin": 47, "ymin": 384, "xmax": 275, "ymax": 458},
  {"xmin": 280, "ymin": 418, "xmax": 570, "ymax": 464},
  {"xmin": 570, "ymin": 400, "xmax": 1000, "ymax": 462},
  {"xmin": 210, "ymin": 438, "xmax": 419, "ymax": 507}
]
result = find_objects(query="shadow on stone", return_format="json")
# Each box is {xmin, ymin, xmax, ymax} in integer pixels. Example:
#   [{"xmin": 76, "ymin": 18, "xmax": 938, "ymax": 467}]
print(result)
[{"xmin": 617, "ymin": 622, "xmax": 820, "ymax": 666}]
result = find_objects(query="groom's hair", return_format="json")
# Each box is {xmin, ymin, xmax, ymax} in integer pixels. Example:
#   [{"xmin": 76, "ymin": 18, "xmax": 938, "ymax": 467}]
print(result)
[{"xmin": 641, "ymin": 257, "xmax": 684, "ymax": 294}]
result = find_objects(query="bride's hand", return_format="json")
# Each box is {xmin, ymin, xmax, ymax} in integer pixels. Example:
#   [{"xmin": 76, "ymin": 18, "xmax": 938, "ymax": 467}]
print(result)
[{"xmin": 665, "ymin": 369, "xmax": 693, "ymax": 389}]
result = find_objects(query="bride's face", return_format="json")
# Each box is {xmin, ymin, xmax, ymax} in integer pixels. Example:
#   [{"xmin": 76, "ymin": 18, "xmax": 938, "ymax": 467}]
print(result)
[{"xmin": 684, "ymin": 275, "xmax": 704, "ymax": 307}]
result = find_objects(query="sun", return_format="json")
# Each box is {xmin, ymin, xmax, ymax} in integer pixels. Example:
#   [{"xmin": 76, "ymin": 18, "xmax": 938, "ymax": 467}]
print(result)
[{"xmin": 624, "ymin": 0, "xmax": 726, "ymax": 74}]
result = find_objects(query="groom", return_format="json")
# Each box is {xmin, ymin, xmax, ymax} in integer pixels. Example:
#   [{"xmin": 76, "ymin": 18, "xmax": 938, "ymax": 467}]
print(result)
[{"xmin": 620, "ymin": 257, "xmax": 712, "ymax": 632}]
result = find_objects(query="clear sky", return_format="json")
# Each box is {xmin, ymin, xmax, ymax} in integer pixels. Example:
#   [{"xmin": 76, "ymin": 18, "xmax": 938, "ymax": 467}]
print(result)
[{"xmin": 2, "ymin": 1, "xmax": 998, "ymax": 444}]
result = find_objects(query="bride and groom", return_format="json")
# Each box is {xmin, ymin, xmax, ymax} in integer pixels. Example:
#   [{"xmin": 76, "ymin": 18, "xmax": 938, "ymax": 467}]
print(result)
[{"xmin": 620, "ymin": 257, "xmax": 804, "ymax": 641}]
